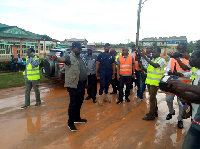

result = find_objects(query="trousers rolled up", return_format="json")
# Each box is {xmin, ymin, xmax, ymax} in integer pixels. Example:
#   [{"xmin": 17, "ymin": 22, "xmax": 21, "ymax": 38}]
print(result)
[
  {"xmin": 165, "ymin": 94, "xmax": 183, "ymax": 121},
  {"xmin": 99, "ymin": 74, "xmax": 112, "ymax": 95},
  {"xmin": 25, "ymin": 80, "xmax": 40, "ymax": 106}
]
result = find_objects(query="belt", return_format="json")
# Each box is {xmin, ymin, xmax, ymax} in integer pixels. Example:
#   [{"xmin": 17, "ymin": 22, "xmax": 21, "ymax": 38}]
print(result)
[{"xmin": 193, "ymin": 118, "xmax": 200, "ymax": 125}]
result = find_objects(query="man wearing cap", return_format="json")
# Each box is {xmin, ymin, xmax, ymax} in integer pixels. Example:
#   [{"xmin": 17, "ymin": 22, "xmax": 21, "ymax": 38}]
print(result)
[
  {"xmin": 84, "ymin": 46, "xmax": 97, "ymax": 103},
  {"xmin": 96, "ymin": 43, "xmax": 115, "ymax": 105},
  {"xmin": 21, "ymin": 48, "xmax": 41, "ymax": 109},
  {"xmin": 49, "ymin": 41, "xmax": 87, "ymax": 131}
]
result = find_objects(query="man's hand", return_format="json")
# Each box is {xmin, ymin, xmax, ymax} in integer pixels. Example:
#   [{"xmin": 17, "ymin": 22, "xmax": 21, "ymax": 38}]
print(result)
[
  {"xmin": 132, "ymin": 73, "xmax": 136, "ymax": 78},
  {"xmin": 168, "ymin": 70, "xmax": 173, "ymax": 75},
  {"xmin": 117, "ymin": 74, "xmax": 120, "ymax": 81},
  {"xmin": 49, "ymin": 54, "xmax": 57, "ymax": 61},
  {"xmin": 141, "ymin": 50, "xmax": 146, "ymax": 58},
  {"xmin": 112, "ymin": 74, "xmax": 115, "ymax": 80},
  {"xmin": 181, "ymin": 53, "xmax": 190, "ymax": 60},
  {"xmin": 175, "ymin": 72, "xmax": 184, "ymax": 77},
  {"xmin": 167, "ymin": 80, "xmax": 190, "ymax": 92},
  {"xmin": 96, "ymin": 73, "xmax": 100, "ymax": 79}
]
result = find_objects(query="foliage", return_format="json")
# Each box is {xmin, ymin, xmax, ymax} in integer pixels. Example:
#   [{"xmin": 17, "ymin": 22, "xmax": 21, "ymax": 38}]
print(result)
[
  {"xmin": 152, "ymin": 42, "xmax": 157, "ymax": 47},
  {"xmin": 0, "ymin": 71, "xmax": 49, "ymax": 89},
  {"xmin": 95, "ymin": 41, "xmax": 136, "ymax": 49},
  {"xmin": 187, "ymin": 41, "xmax": 196, "ymax": 53},
  {"xmin": 0, "ymin": 61, "xmax": 11, "ymax": 71}
]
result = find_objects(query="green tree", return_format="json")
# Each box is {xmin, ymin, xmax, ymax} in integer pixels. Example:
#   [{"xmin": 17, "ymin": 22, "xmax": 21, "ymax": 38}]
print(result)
[
  {"xmin": 187, "ymin": 41, "xmax": 196, "ymax": 53},
  {"xmin": 152, "ymin": 42, "xmax": 157, "ymax": 47}
]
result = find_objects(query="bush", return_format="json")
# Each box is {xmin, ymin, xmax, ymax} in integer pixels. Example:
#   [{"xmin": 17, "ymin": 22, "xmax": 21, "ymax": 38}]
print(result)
[{"xmin": 0, "ymin": 61, "xmax": 12, "ymax": 71}]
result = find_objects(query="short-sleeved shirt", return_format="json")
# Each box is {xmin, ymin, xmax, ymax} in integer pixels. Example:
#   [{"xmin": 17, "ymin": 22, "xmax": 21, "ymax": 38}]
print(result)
[
  {"xmin": 117, "ymin": 55, "xmax": 135, "ymax": 76},
  {"xmin": 85, "ymin": 54, "xmax": 97, "ymax": 75},
  {"xmin": 151, "ymin": 57, "xmax": 165, "ymax": 71},
  {"xmin": 97, "ymin": 52, "xmax": 115, "ymax": 75}
]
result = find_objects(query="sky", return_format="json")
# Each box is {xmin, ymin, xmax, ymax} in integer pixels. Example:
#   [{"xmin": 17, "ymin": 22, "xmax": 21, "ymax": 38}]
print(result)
[{"xmin": 0, "ymin": 0, "xmax": 199, "ymax": 44}]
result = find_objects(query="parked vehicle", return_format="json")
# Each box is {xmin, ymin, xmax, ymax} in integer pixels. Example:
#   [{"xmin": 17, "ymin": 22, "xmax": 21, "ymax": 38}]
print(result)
[{"xmin": 42, "ymin": 48, "xmax": 102, "ymax": 80}]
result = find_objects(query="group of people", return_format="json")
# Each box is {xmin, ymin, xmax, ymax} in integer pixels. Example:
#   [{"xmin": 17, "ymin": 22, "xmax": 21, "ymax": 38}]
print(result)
[
  {"xmin": 10, "ymin": 54, "xmax": 25, "ymax": 71},
  {"xmin": 21, "ymin": 41, "xmax": 200, "ymax": 148}
]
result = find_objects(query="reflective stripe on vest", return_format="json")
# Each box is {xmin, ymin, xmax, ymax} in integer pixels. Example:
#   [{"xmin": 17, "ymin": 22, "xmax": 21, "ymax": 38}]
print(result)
[
  {"xmin": 132, "ymin": 53, "xmax": 141, "ymax": 71},
  {"xmin": 115, "ymin": 54, "xmax": 119, "ymax": 62},
  {"xmin": 171, "ymin": 58, "xmax": 190, "ymax": 83},
  {"xmin": 145, "ymin": 57, "xmax": 165, "ymax": 86},
  {"xmin": 25, "ymin": 56, "xmax": 40, "ymax": 80},
  {"xmin": 119, "ymin": 55, "xmax": 132, "ymax": 75},
  {"xmin": 190, "ymin": 67, "xmax": 197, "ymax": 84}
]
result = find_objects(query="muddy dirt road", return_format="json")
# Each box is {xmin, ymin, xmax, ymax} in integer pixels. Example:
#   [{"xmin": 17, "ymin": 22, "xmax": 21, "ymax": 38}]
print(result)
[{"xmin": 0, "ymin": 82, "xmax": 191, "ymax": 149}]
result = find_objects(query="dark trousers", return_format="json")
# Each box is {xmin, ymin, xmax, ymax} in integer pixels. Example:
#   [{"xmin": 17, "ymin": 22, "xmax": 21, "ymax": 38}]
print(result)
[
  {"xmin": 25, "ymin": 80, "xmax": 40, "ymax": 106},
  {"xmin": 87, "ymin": 74, "xmax": 97, "ymax": 100},
  {"xmin": 182, "ymin": 126, "xmax": 200, "ymax": 149},
  {"xmin": 67, "ymin": 82, "xmax": 85, "ymax": 125},
  {"xmin": 111, "ymin": 73, "xmax": 119, "ymax": 92},
  {"xmin": 135, "ymin": 70, "xmax": 144, "ymax": 99},
  {"xmin": 99, "ymin": 74, "xmax": 112, "ymax": 95},
  {"xmin": 17, "ymin": 63, "xmax": 22, "ymax": 70},
  {"xmin": 119, "ymin": 76, "xmax": 132, "ymax": 101},
  {"xmin": 147, "ymin": 84, "xmax": 158, "ymax": 117}
]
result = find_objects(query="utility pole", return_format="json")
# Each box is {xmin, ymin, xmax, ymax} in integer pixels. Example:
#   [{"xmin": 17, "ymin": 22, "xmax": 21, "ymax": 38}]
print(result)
[
  {"xmin": 136, "ymin": 0, "xmax": 142, "ymax": 47},
  {"xmin": 136, "ymin": 0, "xmax": 147, "ymax": 47}
]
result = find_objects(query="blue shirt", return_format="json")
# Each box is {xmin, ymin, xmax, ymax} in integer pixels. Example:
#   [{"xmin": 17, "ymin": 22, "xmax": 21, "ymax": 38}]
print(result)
[{"xmin": 97, "ymin": 52, "xmax": 115, "ymax": 75}]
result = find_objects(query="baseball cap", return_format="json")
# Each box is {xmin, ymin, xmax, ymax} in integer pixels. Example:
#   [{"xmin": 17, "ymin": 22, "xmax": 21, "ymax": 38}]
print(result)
[
  {"xmin": 104, "ymin": 43, "xmax": 110, "ymax": 47},
  {"xmin": 71, "ymin": 41, "xmax": 84, "ymax": 49},
  {"xmin": 87, "ymin": 46, "xmax": 93, "ymax": 50}
]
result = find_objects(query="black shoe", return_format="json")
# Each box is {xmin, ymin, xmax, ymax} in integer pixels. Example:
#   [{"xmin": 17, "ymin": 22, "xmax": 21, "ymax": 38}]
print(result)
[
  {"xmin": 93, "ymin": 99, "xmax": 97, "ymax": 103},
  {"xmin": 85, "ymin": 96, "xmax": 91, "ymax": 100},
  {"xmin": 125, "ymin": 98, "xmax": 130, "ymax": 102},
  {"xmin": 68, "ymin": 124, "xmax": 77, "ymax": 131},
  {"xmin": 74, "ymin": 119, "xmax": 87, "ymax": 123},
  {"xmin": 142, "ymin": 116, "xmax": 155, "ymax": 121},
  {"xmin": 146, "ymin": 112, "xmax": 158, "ymax": 117},
  {"xmin": 110, "ymin": 91, "xmax": 117, "ymax": 94},
  {"xmin": 166, "ymin": 110, "xmax": 175, "ymax": 120},
  {"xmin": 34, "ymin": 102, "xmax": 41, "ymax": 107},
  {"xmin": 21, "ymin": 105, "xmax": 30, "ymax": 109},
  {"xmin": 116, "ymin": 100, "xmax": 123, "ymax": 104},
  {"xmin": 177, "ymin": 120, "xmax": 184, "ymax": 129}
]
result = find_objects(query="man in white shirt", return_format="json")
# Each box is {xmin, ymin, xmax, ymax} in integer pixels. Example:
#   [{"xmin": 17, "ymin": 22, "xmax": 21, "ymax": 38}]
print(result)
[{"xmin": 165, "ymin": 43, "xmax": 191, "ymax": 129}]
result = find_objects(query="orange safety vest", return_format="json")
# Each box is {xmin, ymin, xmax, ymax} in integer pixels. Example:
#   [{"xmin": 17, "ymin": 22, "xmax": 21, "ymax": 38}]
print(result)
[
  {"xmin": 171, "ymin": 58, "xmax": 190, "ymax": 84},
  {"xmin": 132, "ymin": 53, "xmax": 141, "ymax": 71},
  {"xmin": 119, "ymin": 55, "xmax": 132, "ymax": 75}
]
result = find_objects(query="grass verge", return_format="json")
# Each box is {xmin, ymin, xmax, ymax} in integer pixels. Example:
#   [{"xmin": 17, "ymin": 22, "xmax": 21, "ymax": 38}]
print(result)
[{"xmin": 0, "ymin": 71, "xmax": 49, "ymax": 89}]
